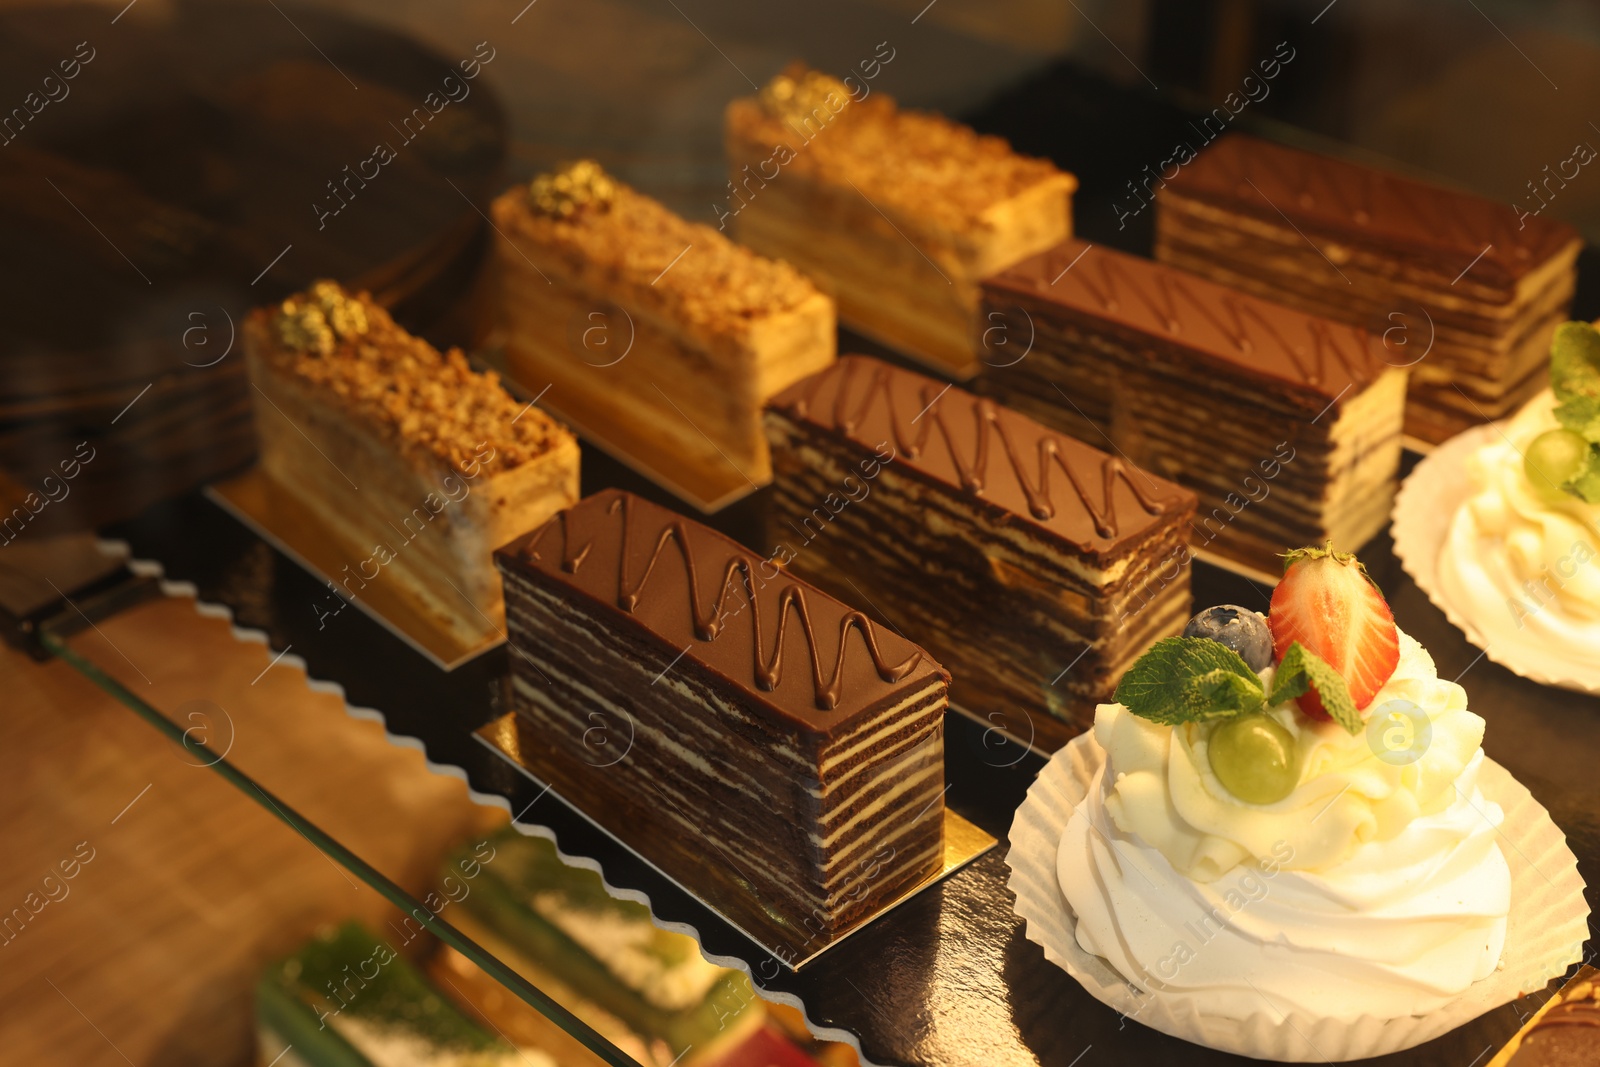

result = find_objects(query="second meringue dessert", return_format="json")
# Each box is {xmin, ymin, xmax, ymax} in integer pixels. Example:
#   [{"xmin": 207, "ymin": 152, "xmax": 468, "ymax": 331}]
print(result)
[
  {"xmin": 1438, "ymin": 320, "xmax": 1600, "ymax": 674},
  {"xmin": 1060, "ymin": 546, "xmax": 1511, "ymax": 1021}
]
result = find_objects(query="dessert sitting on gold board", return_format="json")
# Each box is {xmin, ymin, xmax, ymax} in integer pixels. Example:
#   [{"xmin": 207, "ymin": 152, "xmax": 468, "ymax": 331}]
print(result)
[
  {"xmin": 483, "ymin": 160, "xmax": 835, "ymax": 503},
  {"xmin": 724, "ymin": 64, "xmax": 1076, "ymax": 379},
  {"xmin": 244, "ymin": 281, "xmax": 579, "ymax": 644}
]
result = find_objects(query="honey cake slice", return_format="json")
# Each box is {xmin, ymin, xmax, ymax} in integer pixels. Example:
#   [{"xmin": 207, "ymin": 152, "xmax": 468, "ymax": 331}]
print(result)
[
  {"xmin": 244, "ymin": 281, "xmax": 579, "ymax": 643},
  {"xmin": 724, "ymin": 64, "xmax": 1075, "ymax": 379},
  {"xmin": 494, "ymin": 489, "xmax": 948, "ymax": 959},
  {"xmin": 980, "ymin": 240, "xmax": 1408, "ymax": 574},
  {"xmin": 1154, "ymin": 132, "xmax": 1581, "ymax": 443},
  {"xmin": 766, "ymin": 355, "xmax": 1196, "ymax": 745},
  {"xmin": 483, "ymin": 161, "xmax": 834, "ymax": 499}
]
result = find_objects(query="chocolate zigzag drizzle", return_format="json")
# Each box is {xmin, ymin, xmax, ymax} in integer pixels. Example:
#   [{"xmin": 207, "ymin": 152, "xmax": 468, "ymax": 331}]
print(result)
[
  {"xmin": 779, "ymin": 355, "xmax": 1188, "ymax": 541},
  {"xmin": 1040, "ymin": 242, "xmax": 1377, "ymax": 389},
  {"xmin": 521, "ymin": 491, "xmax": 923, "ymax": 710}
]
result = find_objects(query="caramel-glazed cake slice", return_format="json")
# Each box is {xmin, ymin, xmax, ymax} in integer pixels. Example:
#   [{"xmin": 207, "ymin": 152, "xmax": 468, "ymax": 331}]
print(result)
[
  {"xmin": 494, "ymin": 489, "xmax": 949, "ymax": 959},
  {"xmin": 244, "ymin": 281, "xmax": 579, "ymax": 642},
  {"xmin": 980, "ymin": 240, "xmax": 1407, "ymax": 574},
  {"xmin": 766, "ymin": 355, "xmax": 1196, "ymax": 747},
  {"xmin": 725, "ymin": 65, "xmax": 1075, "ymax": 378},
  {"xmin": 484, "ymin": 161, "xmax": 834, "ymax": 500},
  {"xmin": 1155, "ymin": 133, "xmax": 1581, "ymax": 443}
]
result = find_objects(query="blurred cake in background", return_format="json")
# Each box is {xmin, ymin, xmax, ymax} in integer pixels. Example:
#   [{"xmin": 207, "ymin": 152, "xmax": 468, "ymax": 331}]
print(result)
[
  {"xmin": 725, "ymin": 64, "xmax": 1074, "ymax": 379},
  {"xmin": 257, "ymin": 922, "xmax": 554, "ymax": 1067},
  {"xmin": 1154, "ymin": 133, "xmax": 1581, "ymax": 444}
]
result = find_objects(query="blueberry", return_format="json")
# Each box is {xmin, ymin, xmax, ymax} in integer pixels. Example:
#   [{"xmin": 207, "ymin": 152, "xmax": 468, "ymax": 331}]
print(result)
[{"xmin": 1182, "ymin": 605, "xmax": 1273, "ymax": 671}]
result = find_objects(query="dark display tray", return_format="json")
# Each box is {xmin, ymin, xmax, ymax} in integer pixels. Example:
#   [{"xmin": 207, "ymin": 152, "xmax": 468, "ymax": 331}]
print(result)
[
  {"xmin": 102, "ymin": 442, "xmax": 1600, "ymax": 1067},
  {"xmin": 90, "ymin": 58, "xmax": 1600, "ymax": 1067}
]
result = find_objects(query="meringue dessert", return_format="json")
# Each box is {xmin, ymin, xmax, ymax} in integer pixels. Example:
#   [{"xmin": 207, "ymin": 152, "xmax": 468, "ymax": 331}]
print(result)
[
  {"xmin": 1060, "ymin": 546, "xmax": 1511, "ymax": 1021},
  {"xmin": 1437, "ymin": 320, "xmax": 1600, "ymax": 675}
]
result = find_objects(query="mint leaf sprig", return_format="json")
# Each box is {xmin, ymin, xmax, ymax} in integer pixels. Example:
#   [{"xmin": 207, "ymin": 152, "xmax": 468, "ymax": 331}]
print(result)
[
  {"xmin": 1114, "ymin": 636, "xmax": 1362, "ymax": 735},
  {"xmin": 1266, "ymin": 642, "xmax": 1362, "ymax": 735}
]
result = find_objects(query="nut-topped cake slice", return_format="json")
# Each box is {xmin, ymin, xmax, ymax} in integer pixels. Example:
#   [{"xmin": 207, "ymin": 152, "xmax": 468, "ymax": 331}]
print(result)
[
  {"xmin": 494, "ymin": 488, "xmax": 949, "ymax": 959},
  {"xmin": 483, "ymin": 161, "xmax": 834, "ymax": 504},
  {"xmin": 980, "ymin": 240, "xmax": 1407, "ymax": 573},
  {"xmin": 725, "ymin": 64, "xmax": 1075, "ymax": 378},
  {"xmin": 244, "ymin": 281, "xmax": 579, "ymax": 643},
  {"xmin": 766, "ymin": 355, "xmax": 1196, "ymax": 747}
]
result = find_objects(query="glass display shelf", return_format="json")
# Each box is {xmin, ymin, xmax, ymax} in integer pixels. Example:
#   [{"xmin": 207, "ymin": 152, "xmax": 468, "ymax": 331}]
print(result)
[
  {"xmin": 24, "ymin": 34, "xmax": 1600, "ymax": 1067},
  {"xmin": 39, "ymin": 442, "xmax": 1600, "ymax": 1067}
]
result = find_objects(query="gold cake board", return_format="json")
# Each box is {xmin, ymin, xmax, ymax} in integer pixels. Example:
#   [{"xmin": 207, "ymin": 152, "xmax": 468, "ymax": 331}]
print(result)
[
  {"xmin": 206, "ymin": 468, "xmax": 502, "ymax": 671},
  {"xmin": 473, "ymin": 712, "xmax": 997, "ymax": 972}
]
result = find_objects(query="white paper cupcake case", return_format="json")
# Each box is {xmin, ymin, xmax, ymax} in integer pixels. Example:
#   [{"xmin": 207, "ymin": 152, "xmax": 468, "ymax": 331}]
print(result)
[
  {"xmin": 1006, "ymin": 732, "xmax": 1589, "ymax": 1062},
  {"xmin": 1392, "ymin": 424, "xmax": 1600, "ymax": 695}
]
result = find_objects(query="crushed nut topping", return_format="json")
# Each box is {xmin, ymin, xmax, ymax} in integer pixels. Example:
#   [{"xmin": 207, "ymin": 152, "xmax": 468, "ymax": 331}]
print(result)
[
  {"xmin": 737, "ymin": 65, "xmax": 1071, "ymax": 238},
  {"xmin": 528, "ymin": 159, "xmax": 617, "ymax": 219},
  {"xmin": 759, "ymin": 69, "xmax": 851, "ymax": 125},
  {"xmin": 272, "ymin": 280, "xmax": 370, "ymax": 355},
  {"xmin": 259, "ymin": 283, "xmax": 566, "ymax": 475}
]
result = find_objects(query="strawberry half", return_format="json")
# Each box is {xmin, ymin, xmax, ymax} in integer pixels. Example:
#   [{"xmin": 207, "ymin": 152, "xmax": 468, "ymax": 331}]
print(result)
[{"xmin": 1268, "ymin": 544, "xmax": 1400, "ymax": 720}]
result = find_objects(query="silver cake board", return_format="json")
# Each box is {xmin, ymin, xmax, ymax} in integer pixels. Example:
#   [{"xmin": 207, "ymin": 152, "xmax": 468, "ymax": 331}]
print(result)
[{"xmin": 473, "ymin": 712, "xmax": 997, "ymax": 971}]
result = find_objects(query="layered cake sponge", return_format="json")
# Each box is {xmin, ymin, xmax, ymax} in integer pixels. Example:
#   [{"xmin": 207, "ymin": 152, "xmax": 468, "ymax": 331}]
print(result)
[
  {"xmin": 766, "ymin": 355, "xmax": 1196, "ymax": 749},
  {"xmin": 244, "ymin": 281, "xmax": 579, "ymax": 643},
  {"xmin": 1062, "ymin": 548, "xmax": 1511, "ymax": 1021},
  {"xmin": 980, "ymin": 240, "xmax": 1407, "ymax": 573},
  {"xmin": 484, "ymin": 160, "xmax": 834, "ymax": 499},
  {"xmin": 256, "ymin": 922, "xmax": 554, "ymax": 1067},
  {"xmin": 494, "ymin": 489, "xmax": 949, "ymax": 958},
  {"xmin": 725, "ymin": 65, "xmax": 1075, "ymax": 378},
  {"xmin": 434, "ymin": 829, "xmax": 763, "ymax": 1067},
  {"xmin": 1154, "ymin": 133, "xmax": 1581, "ymax": 443}
]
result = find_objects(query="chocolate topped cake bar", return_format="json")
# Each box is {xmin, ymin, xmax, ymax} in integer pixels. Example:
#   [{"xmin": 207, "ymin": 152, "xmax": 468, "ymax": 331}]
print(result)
[
  {"xmin": 1489, "ymin": 965, "xmax": 1600, "ymax": 1066},
  {"xmin": 979, "ymin": 240, "xmax": 1407, "ymax": 573},
  {"xmin": 1155, "ymin": 133, "xmax": 1581, "ymax": 443},
  {"xmin": 494, "ymin": 489, "xmax": 948, "ymax": 959},
  {"xmin": 725, "ymin": 64, "xmax": 1075, "ymax": 378},
  {"xmin": 766, "ymin": 355, "xmax": 1196, "ymax": 747},
  {"xmin": 484, "ymin": 161, "xmax": 834, "ymax": 505},
  {"xmin": 245, "ymin": 281, "xmax": 579, "ymax": 644}
]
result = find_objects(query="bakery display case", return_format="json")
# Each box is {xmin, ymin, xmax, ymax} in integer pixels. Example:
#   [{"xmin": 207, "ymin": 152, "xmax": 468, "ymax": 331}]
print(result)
[{"xmin": 8, "ymin": 2, "xmax": 1600, "ymax": 1065}]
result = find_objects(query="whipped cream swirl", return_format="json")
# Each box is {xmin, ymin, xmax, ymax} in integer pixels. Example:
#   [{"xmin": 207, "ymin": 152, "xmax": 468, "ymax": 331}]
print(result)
[
  {"xmin": 1439, "ymin": 389, "xmax": 1600, "ymax": 670},
  {"xmin": 1060, "ymin": 631, "xmax": 1510, "ymax": 1020}
]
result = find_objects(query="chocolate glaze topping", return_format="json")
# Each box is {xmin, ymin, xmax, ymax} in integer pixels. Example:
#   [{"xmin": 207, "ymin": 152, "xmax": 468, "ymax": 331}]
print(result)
[
  {"xmin": 985, "ymin": 239, "xmax": 1386, "ymax": 399},
  {"xmin": 769, "ymin": 355, "xmax": 1194, "ymax": 554},
  {"xmin": 497, "ymin": 489, "xmax": 946, "ymax": 724},
  {"xmin": 1162, "ymin": 133, "xmax": 1579, "ymax": 290}
]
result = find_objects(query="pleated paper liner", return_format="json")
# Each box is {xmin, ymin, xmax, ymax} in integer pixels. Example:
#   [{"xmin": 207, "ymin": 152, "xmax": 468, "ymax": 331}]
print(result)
[
  {"xmin": 1392, "ymin": 422, "xmax": 1600, "ymax": 695},
  {"xmin": 1006, "ymin": 732, "xmax": 1588, "ymax": 1062}
]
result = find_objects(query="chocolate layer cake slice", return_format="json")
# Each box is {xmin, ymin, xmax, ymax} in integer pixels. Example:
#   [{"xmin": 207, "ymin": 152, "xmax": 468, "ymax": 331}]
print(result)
[
  {"xmin": 245, "ymin": 281, "xmax": 579, "ymax": 644},
  {"xmin": 766, "ymin": 355, "xmax": 1196, "ymax": 746},
  {"xmin": 724, "ymin": 64, "xmax": 1075, "ymax": 379},
  {"xmin": 483, "ymin": 161, "xmax": 834, "ymax": 503},
  {"xmin": 494, "ymin": 489, "xmax": 948, "ymax": 960},
  {"xmin": 1154, "ymin": 133, "xmax": 1581, "ymax": 443},
  {"xmin": 979, "ymin": 240, "xmax": 1407, "ymax": 574}
]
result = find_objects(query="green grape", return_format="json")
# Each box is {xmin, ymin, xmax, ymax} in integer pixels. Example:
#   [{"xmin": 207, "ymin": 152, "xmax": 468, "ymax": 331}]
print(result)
[
  {"xmin": 1207, "ymin": 715, "xmax": 1299, "ymax": 804},
  {"xmin": 1524, "ymin": 429, "xmax": 1591, "ymax": 502}
]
